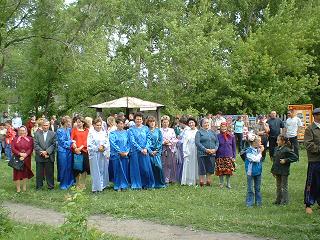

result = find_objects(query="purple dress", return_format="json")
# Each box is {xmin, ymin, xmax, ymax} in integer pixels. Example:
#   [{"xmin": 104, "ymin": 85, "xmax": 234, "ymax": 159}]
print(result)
[
  {"xmin": 215, "ymin": 133, "xmax": 236, "ymax": 176},
  {"xmin": 160, "ymin": 127, "xmax": 177, "ymax": 183}
]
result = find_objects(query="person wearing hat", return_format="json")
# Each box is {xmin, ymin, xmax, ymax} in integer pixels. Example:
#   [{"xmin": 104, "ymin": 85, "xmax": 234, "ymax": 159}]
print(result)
[{"xmin": 304, "ymin": 107, "xmax": 320, "ymax": 214}]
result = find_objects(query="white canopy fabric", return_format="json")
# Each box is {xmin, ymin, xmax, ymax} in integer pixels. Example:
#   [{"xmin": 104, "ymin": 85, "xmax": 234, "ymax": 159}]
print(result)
[{"xmin": 89, "ymin": 97, "xmax": 164, "ymax": 110}]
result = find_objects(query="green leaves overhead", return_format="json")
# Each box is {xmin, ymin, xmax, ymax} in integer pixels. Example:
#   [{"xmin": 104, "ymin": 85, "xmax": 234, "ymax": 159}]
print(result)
[{"xmin": 0, "ymin": 0, "xmax": 320, "ymax": 117}]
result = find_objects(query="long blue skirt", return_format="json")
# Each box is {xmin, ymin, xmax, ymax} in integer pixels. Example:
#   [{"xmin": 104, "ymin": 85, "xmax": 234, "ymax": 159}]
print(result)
[
  {"xmin": 130, "ymin": 151, "xmax": 155, "ymax": 189},
  {"xmin": 109, "ymin": 158, "xmax": 114, "ymax": 182},
  {"xmin": 150, "ymin": 154, "xmax": 166, "ymax": 188},
  {"xmin": 112, "ymin": 155, "xmax": 129, "ymax": 190},
  {"xmin": 57, "ymin": 150, "xmax": 74, "ymax": 190}
]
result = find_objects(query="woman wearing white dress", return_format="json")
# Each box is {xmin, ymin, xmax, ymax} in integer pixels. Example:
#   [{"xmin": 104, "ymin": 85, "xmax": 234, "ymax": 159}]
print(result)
[
  {"xmin": 87, "ymin": 118, "xmax": 110, "ymax": 193},
  {"xmin": 181, "ymin": 117, "xmax": 199, "ymax": 186}
]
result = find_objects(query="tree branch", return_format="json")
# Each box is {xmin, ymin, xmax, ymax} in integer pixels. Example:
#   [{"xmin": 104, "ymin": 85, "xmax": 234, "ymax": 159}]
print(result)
[
  {"xmin": 4, "ymin": 35, "xmax": 70, "ymax": 49},
  {"xmin": 7, "ymin": 7, "xmax": 36, "ymax": 35},
  {"xmin": 6, "ymin": 0, "xmax": 23, "ymax": 23}
]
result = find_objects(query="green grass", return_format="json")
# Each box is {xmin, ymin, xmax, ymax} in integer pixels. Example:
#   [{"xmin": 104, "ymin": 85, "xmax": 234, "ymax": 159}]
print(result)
[
  {"xmin": 0, "ymin": 222, "xmax": 130, "ymax": 240},
  {"xmin": 1, "ymin": 150, "xmax": 319, "ymax": 240}
]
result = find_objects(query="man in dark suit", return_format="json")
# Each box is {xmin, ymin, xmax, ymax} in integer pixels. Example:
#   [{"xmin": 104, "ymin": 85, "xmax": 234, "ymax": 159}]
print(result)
[{"xmin": 34, "ymin": 120, "xmax": 56, "ymax": 190}]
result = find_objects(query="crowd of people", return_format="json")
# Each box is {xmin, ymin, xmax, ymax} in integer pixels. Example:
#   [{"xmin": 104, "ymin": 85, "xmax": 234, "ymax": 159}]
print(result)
[{"xmin": 0, "ymin": 108, "xmax": 319, "ymax": 214}]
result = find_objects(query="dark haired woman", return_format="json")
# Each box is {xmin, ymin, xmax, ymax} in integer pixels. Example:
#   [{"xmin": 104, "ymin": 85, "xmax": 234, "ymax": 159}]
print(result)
[
  {"xmin": 147, "ymin": 116, "xmax": 166, "ymax": 188},
  {"xmin": 56, "ymin": 116, "xmax": 75, "ymax": 190},
  {"xmin": 109, "ymin": 118, "xmax": 130, "ymax": 191},
  {"xmin": 271, "ymin": 135, "xmax": 298, "ymax": 205},
  {"xmin": 128, "ymin": 112, "xmax": 155, "ymax": 189},
  {"xmin": 71, "ymin": 116, "xmax": 90, "ymax": 190},
  {"xmin": 181, "ymin": 117, "xmax": 199, "ymax": 186}
]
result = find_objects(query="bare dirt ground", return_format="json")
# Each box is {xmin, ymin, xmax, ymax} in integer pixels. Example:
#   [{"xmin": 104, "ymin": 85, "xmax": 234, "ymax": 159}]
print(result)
[{"xmin": 4, "ymin": 202, "xmax": 270, "ymax": 240}]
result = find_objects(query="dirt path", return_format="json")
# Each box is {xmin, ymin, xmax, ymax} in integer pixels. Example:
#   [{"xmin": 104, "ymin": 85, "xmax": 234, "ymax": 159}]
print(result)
[{"xmin": 4, "ymin": 202, "xmax": 269, "ymax": 240}]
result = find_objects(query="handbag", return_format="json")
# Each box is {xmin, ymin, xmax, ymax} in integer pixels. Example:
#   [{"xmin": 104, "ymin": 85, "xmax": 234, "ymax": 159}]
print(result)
[
  {"xmin": 73, "ymin": 153, "xmax": 83, "ymax": 171},
  {"xmin": 8, "ymin": 155, "xmax": 24, "ymax": 171}
]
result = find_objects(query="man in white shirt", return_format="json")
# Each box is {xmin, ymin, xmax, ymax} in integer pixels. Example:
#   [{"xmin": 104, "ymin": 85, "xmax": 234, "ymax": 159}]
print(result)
[
  {"xmin": 213, "ymin": 111, "xmax": 226, "ymax": 133},
  {"xmin": 284, "ymin": 109, "xmax": 303, "ymax": 157},
  {"xmin": 12, "ymin": 113, "xmax": 22, "ymax": 131}
]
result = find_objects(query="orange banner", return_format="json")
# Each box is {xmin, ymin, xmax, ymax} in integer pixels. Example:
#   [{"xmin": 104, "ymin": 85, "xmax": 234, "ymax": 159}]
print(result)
[{"xmin": 288, "ymin": 104, "xmax": 314, "ymax": 141}]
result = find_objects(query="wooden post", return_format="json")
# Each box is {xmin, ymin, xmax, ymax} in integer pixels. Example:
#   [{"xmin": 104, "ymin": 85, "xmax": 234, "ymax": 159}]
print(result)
[
  {"xmin": 156, "ymin": 107, "xmax": 161, "ymax": 127},
  {"xmin": 126, "ymin": 107, "xmax": 130, "ymax": 120},
  {"xmin": 96, "ymin": 108, "xmax": 103, "ymax": 117}
]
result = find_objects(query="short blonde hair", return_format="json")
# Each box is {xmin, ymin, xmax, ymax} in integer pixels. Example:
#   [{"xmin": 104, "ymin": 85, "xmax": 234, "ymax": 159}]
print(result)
[
  {"xmin": 85, "ymin": 117, "xmax": 93, "ymax": 127},
  {"xmin": 107, "ymin": 116, "xmax": 116, "ymax": 126}
]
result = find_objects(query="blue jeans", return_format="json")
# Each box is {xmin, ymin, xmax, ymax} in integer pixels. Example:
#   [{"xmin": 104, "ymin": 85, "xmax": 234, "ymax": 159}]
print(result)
[
  {"xmin": 0, "ymin": 141, "xmax": 2, "ymax": 159},
  {"xmin": 5, "ymin": 143, "xmax": 12, "ymax": 161},
  {"xmin": 246, "ymin": 174, "xmax": 262, "ymax": 207}
]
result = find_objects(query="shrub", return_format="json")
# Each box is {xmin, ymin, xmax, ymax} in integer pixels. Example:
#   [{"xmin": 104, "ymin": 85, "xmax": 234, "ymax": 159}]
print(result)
[{"xmin": 56, "ymin": 188, "xmax": 105, "ymax": 240}]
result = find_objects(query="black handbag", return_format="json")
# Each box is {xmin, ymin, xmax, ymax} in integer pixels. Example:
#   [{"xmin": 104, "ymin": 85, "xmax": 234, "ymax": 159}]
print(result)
[{"xmin": 8, "ymin": 155, "xmax": 25, "ymax": 171}]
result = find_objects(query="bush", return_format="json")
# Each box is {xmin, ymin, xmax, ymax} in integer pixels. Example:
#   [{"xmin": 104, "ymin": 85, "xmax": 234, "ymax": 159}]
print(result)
[{"xmin": 56, "ymin": 188, "xmax": 106, "ymax": 240}]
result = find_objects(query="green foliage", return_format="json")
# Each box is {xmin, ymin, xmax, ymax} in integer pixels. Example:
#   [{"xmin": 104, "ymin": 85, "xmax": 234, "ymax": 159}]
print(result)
[
  {"xmin": 0, "ymin": 151, "xmax": 319, "ymax": 240},
  {"xmin": 1, "ymin": 0, "xmax": 320, "ymax": 118},
  {"xmin": 57, "ymin": 188, "xmax": 104, "ymax": 240}
]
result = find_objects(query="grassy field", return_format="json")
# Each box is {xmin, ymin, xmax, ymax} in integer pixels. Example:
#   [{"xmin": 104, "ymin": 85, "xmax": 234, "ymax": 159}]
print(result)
[
  {"xmin": 0, "ymin": 150, "xmax": 319, "ymax": 240},
  {"xmin": 0, "ymin": 222, "xmax": 131, "ymax": 240}
]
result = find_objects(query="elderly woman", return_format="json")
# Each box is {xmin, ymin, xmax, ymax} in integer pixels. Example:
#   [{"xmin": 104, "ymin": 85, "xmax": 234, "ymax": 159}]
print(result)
[
  {"xmin": 109, "ymin": 118, "xmax": 130, "ymax": 191},
  {"xmin": 56, "ymin": 116, "xmax": 75, "ymax": 190},
  {"xmin": 128, "ymin": 112, "xmax": 155, "ymax": 189},
  {"xmin": 147, "ymin": 116, "xmax": 166, "ymax": 188},
  {"xmin": 160, "ymin": 115, "xmax": 177, "ymax": 183},
  {"xmin": 88, "ymin": 118, "xmax": 110, "ymax": 193},
  {"xmin": 195, "ymin": 118, "xmax": 219, "ymax": 186},
  {"xmin": 11, "ymin": 126, "xmax": 34, "ymax": 192},
  {"xmin": 181, "ymin": 117, "xmax": 199, "ymax": 186},
  {"xmin": 215, "ymin": 122, "xmax": 236, "ymax": 188}
]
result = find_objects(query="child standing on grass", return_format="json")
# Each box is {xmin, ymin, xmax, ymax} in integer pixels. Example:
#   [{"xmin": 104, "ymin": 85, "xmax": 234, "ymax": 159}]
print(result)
[
  {"xmin": 271, "ymin": 135, "xmax": 298, "ymax": 205},
  {"xmin": 245, "ymin": 134, "xmax": 264, "ymax": 207}
]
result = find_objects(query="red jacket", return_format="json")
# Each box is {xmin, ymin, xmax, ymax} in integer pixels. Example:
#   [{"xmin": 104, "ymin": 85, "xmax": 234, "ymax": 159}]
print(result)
[{"xmin": 6, "ymin": 127, "xmax": 16, "ymax": 144}]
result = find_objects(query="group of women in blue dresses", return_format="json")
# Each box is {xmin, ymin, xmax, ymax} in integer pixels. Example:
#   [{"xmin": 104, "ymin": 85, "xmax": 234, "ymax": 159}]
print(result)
[{"xmin": 56, "ymin": 112, "xmax": 168, "ymax": 191}]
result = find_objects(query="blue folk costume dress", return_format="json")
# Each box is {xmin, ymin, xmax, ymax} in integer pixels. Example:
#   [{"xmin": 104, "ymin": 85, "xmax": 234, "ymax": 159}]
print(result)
[
  {"xmin": 109, "ymin": 129, "xmax": 130, "ymax": 190},
  {"xmin": 128, "ymin": 125, "xmax": 155, "ymax": 189},
  {"xmin": 87, "ymin": 129, "xmax": 110, "ymax": 192},
  {"xmin": 149, "ymin": 128, "xmax": 166, "ymax": 188},
  {"xmin": 56, "ymin": 127, "xmax": 75, "ymax": 190}
]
